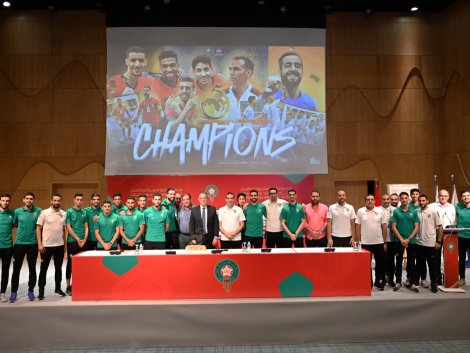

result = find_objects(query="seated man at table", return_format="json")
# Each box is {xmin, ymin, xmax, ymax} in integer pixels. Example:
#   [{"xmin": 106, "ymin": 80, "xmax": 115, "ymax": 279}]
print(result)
[{"xmin": 94, "ymin": 201, "xmax": 120, "ymax": 250}]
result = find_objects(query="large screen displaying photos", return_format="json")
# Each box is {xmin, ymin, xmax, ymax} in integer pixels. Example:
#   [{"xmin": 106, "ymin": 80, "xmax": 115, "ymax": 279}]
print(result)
[{"xmin": 105, "ymin": 27, "xmax": 326, "ymax": 175}]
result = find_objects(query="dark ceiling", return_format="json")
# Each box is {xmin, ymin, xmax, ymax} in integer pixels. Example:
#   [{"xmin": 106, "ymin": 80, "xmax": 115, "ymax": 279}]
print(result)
[{"xmin": 2, "ymin": 0, "xmax": 457, "ymax": 27}]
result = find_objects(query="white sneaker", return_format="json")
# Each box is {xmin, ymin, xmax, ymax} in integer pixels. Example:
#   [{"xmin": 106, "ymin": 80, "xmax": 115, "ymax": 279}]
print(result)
[
  {"xmin": 420, "ymin": 280, "xmax": 430, "ymax": 288},
  {"xmin": 410, "ymin": 284, "xmax": 420, "ymax": 293},
  {"xmin": 0, "ymin": 293, "xmax": 7, "ymax": 302},
  {"xmin": 458, "ymin": 278, "xmax": 466, "ymax": 286}
]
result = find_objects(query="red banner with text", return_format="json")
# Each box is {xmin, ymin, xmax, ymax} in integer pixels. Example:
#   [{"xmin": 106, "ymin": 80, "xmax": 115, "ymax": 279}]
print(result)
[{"xmin": 108, "ymin": 175, "xmax": 314, "ymax": 208}]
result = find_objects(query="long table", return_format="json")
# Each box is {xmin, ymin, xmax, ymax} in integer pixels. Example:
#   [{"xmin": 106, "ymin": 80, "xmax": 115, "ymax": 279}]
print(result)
[{"xmin": 72, "ymin": 248, "xmax": 371, "ymax": 300}]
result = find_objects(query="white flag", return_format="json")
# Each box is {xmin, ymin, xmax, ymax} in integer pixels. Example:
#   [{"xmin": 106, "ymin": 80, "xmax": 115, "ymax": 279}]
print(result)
[{"xmin": 451, "ymin": 180, "xmax": 458, "ymax": 205}]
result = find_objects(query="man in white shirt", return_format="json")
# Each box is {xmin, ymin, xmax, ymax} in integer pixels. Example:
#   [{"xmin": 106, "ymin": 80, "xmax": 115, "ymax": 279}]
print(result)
[
  {"xmin": 218, "ymin": 192, "xmax": 245, "ymax": 249},
  {"xmin": 327, "ymin": 190, "xmax": 356, "ymax": 247},
  {"xmin": 356, "ymin": 195, "xmax": 387, "ymax": 290},
  {"xmin": 262, "ymin": 187, "xmax": 287, "ymax": 248},
  {"xmin": 417, "ymin": 194, "xmax": 443, "ymax": 293},
  {"xmin": 36, "ymin": 194, "xmax": 67, "ymax": 300},
  {"xmin": 429, "ymin": 189, "xmax": 456, "ymax": 285}
]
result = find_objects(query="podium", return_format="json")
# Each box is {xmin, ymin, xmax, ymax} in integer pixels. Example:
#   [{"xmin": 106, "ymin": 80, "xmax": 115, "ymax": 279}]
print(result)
[{"xmin": 442, "ymin": 228, "xmax": 470, "ymax": 291}]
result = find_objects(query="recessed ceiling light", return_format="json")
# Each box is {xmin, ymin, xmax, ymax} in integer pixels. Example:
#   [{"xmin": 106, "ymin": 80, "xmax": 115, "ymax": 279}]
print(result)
[
  {"xmin": 411, "ymin": 6, "xmax": 419, "ymax": 12},
  {"xmin": 3, "ymin": 1, "xmax": 11, "ymax": 7}
]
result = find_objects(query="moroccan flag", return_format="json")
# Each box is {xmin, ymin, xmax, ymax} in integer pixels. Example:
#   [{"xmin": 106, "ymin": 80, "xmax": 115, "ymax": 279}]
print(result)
[{"xmin": 374, "ymin": 179, "xmax": 381, "ymax": 206}]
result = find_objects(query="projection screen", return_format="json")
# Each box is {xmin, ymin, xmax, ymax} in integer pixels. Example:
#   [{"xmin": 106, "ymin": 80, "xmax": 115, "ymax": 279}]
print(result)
[{"xmin": 105, "ymin": 27, "xmax": 326, "ymax": 175}]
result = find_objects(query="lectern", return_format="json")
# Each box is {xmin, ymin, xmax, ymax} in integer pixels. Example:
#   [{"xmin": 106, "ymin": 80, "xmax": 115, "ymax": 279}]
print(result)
[{"xmin": 443, "ymin": 228, "xmax": 470, "ymax": 288}]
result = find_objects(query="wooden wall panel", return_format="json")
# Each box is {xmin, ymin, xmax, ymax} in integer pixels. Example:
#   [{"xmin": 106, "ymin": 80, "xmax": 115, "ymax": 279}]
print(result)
[
  {"xmin": 377, "ymin": 55, "xmax": 421, "ymax": 89},
  {"xmin": 51, "ymin": 54, "xmax": 106, "ymax": 89},
  {"xmin": 328, "ymin": 22, "xmax": 377, "ymax": 55},
  {"xmin": 0, "ymin": 55, "xmax": 51, "ymax": 88},
  {"xmin": 377, "ymin": 18, "xmax": 442, "ymax": 56},
  {"xmin": 376, "ymin": 88, "xmax": 423, "ymax": 120},
  {"xmin": 51, "ymin": 12, "xmax": 106, "ymax": 54},
  {"xmin": 0, "ymin": 12, "xmax": 51, "ymax": 54},
  {"xmin": 0, "ymin": 88, "xmax": 53, "ymax": 122},
  {"xmin": 328, "ymin": 55, "xmax": 377, "ymax": 88},
  {"xmin": 327, "ymin": 88, "xmax": 378, "ymax": 122},
  {"xmin": 420, "ymin": 56, "xmax": 443, "ymax": 89},
  {"xmin": 52, "ymin": 89, "xmax": 104, "ymax": 122}
]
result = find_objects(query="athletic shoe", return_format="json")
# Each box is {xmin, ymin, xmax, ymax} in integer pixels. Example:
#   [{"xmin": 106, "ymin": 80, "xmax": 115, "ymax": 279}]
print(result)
[
  {"xmin": 66, "ymin": 286, "xmax": 72, "ymax": 296},
  {"xmin": 27, "ymin": 291, "xmax": 35, "ymax": 301},
  {"xmin": 403, "ymin": 279, "xmax": 411, "ymax": 287},
  {"xmin": 0, "ymin": 293, "xmax": 7, "ymax": 302},
  {"xmin": 410, "ymin": 284, "xmax": 419, "ymax": 293},
  {"xmin": 55, "ymin": 289, "xmax": 66, "ymax": 297},
  {"xmin": 393, "ymin": 283, "xmax": 402, "ymax": 292},
  {"xmin": 431, "ymin": 286, "xmax": 438, "ymax": 293},
  {"xmin": 38, "ymin": 289, "xmax": 45, "ymax": 300},
  {"xmin": 420, "ymin": 280, "xmax": 430, "ymax": 288},
  {"xmin": 8, "ymin": 292, "xmax": 17, "ymax": 303},
  {"xmin": 458, "ymin": 278, "xmax": 466, "ymax": 286}
]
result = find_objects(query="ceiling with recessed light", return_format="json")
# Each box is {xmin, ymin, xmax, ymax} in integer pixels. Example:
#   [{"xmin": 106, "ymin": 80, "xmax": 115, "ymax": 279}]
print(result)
[{"xmin": 1, "ymin": 0, "xmax": 457, "ymax": 27}]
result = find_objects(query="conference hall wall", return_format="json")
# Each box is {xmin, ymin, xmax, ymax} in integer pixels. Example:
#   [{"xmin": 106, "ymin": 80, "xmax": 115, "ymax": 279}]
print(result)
[{"xmin": 0, "ymin": 0, "xmax": 469, "ymax": 213}]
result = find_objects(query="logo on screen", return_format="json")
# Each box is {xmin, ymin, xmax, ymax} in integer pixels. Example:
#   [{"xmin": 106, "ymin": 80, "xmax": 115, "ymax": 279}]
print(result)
[{"xmin": 200, "ymin": 90, "xmax": 230, "ymax": 120}]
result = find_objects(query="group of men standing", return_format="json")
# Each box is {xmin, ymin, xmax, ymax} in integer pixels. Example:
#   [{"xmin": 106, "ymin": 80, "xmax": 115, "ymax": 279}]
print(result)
[{"xmin": 0, "ymin": 187, "xmax": 469, "ymax": 302}]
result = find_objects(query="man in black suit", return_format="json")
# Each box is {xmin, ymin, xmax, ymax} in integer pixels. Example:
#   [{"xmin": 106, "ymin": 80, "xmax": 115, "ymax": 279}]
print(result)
[{"xmin": 190, "ymin": 192, "xmax": 219, "ymax": 249}]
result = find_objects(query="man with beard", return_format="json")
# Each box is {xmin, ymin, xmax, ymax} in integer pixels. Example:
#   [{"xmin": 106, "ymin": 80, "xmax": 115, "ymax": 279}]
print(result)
[
  {"xmin": 84, "ymin": 193, "xmax": 102, "ymax": 251},
  {"xmin": 429, "ymin": 189, "xmax": 456, "ymax": 285},
  {"xmin": 119, "ymin": 196, "xmax": 145, "ymax": 250},
  {"xmin": 416, "ymin": 194, "xmax": 443, "ymax": 293},
  {"xmin": 243, "ymin": 189, "xmax": 266, "ymax": 249},
  {"xmin": 153, "ymin": 50, "xmax": 181, "ymax": 109},
  {"xmin": 36, "ymin": 194, "xmax": 67, "ymax": 299},
  {"xmin": 356, "ymin": 195, "xmax": 387, "ymax": 290},
  {"xmin": 262, "ymin": 187, "xmax": 287, "ymax": 248},
  {"xmin": 135, "ymin": 85, "xmax": 164, "ymax": 130},
  {"xmin": 107, "ymin": 46, "xmax": 157, "ymax": 98},
  {"xmin": 456, "ymin": 190, "xmax": 470, "ymax": 286},
  {"xmin": 165, "ymin": 77, "xmax": 200, "ymax": 130},
  {"xmin": 10, "ymin": 193, "xmax": 42, "ymax": 302},
  {"xmin": 0, "ymin": 194, "xmax": 14, "ymax": 302},
  {"xmin": 327, "ymin": 190, "xmax": 356, "ymax": 248},
  {"xmin": 162, "ymin": 188, "xmax": 179, "ymax": 249},
  {"xmin": 304, "ymin": 190, "xmax": 328, "ymax": 248},
  {"xmin": 274, "ymin": 52, "xmax": 318, "ymax": 111},
  {"xmin": 390, "ymin": 193, "xmax": 399, "ymax": 208}
]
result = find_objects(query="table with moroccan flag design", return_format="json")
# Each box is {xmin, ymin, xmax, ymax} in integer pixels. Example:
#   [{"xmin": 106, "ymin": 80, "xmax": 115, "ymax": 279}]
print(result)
[{"xmin": 72, "ymin": 248, "xmax": 371, "ymax": 300}]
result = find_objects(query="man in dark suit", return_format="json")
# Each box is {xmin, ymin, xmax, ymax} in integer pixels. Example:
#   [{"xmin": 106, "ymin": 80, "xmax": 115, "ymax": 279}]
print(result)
[{"xmin": 190, "ymin": 192, "xmax": 219, "ymax": 249}]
